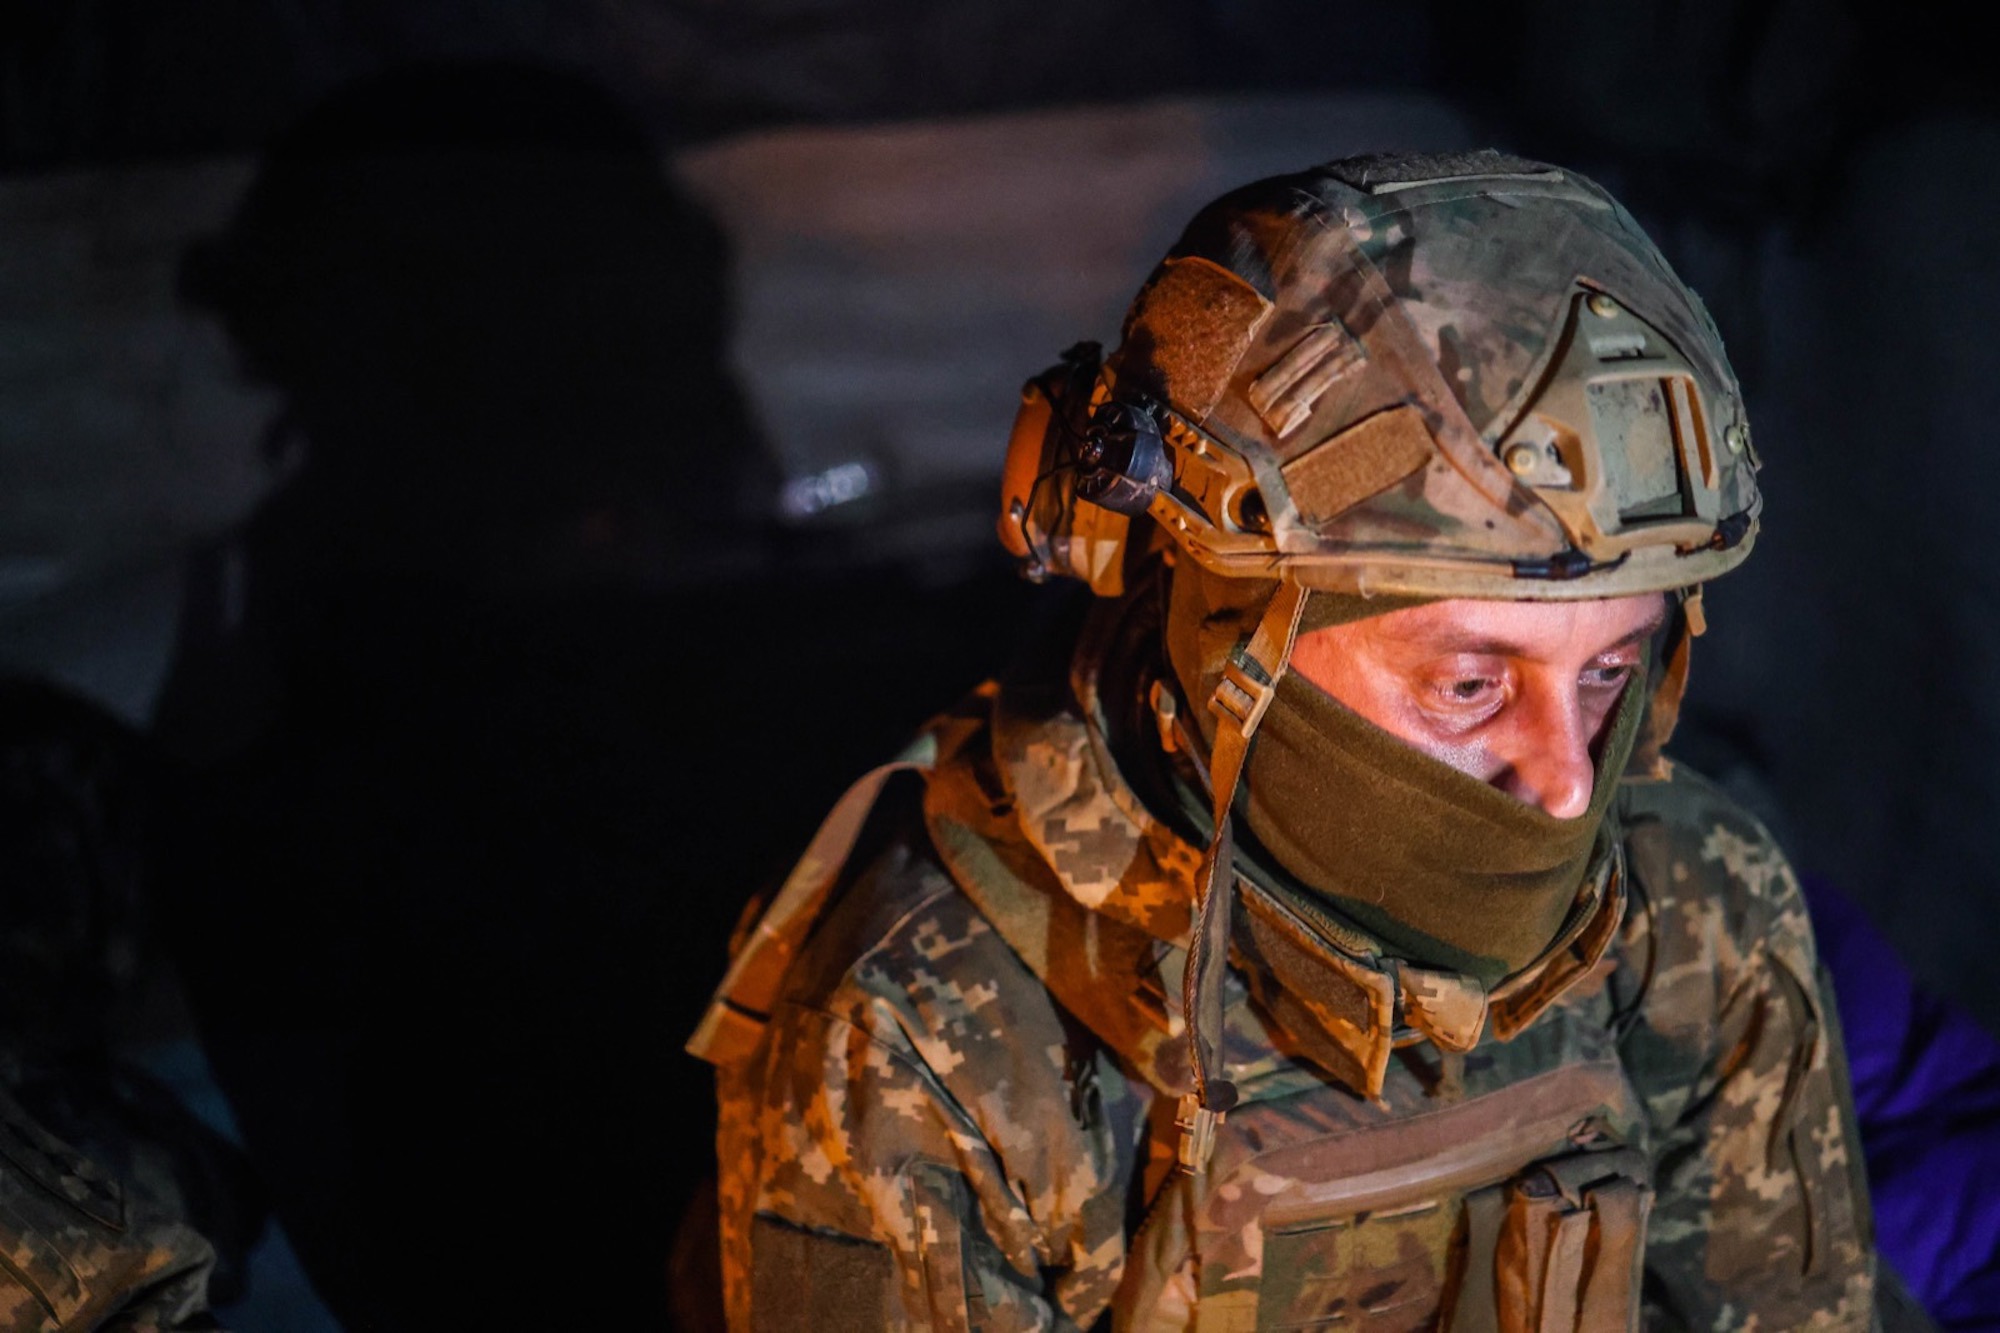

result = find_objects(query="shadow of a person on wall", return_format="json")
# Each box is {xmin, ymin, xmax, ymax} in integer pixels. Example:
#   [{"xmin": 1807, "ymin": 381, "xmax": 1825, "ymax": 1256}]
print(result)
[{"xmin": 154, "ymin": 60, "xmax": 788, "ymax": 1330}]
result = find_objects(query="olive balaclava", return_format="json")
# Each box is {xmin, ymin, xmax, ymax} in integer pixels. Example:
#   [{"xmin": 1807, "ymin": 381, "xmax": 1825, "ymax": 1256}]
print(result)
[{"xmin": 1163, "ymin": 561, "xmax": 1646, "ymax": 988}]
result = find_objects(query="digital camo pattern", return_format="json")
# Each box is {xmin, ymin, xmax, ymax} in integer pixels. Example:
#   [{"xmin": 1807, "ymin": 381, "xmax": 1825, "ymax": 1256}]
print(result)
[
  {"xmin": 0, "ymin": 1088, "xmax": 217, "ymax": 1333},
  {"xmin": 709, "ymin": 691, "xmax": 1878, "ymax": 1329},
  {"xmin": 714, "ymin": 811, "xmax": 1153, "ymax": 1331},
  {"xmin": 1614, "ymin": 768, "xmax": 1877, "ymax": 1330}
]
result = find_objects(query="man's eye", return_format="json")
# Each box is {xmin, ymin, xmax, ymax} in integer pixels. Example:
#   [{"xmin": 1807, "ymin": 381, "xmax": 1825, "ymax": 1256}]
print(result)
[
  {"xmin": 1582, "ymin": 663, "xmax": 1634, "ymax": 688},
  {"xmin": 1438, "ymin": 678, "xmax": 1498, "ymax": 703}
]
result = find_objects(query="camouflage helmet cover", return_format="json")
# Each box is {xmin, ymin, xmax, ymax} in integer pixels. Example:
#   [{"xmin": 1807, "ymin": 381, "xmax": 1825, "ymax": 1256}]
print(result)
[{"xmin": 1006, "ymin": 150, "xmax": 1761, "ymax": 600}]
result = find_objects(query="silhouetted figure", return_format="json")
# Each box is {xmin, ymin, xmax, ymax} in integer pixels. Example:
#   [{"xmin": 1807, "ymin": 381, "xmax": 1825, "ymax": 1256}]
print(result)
[
  {"xmin": 156, "ymin": 62, "xmax": 782, "ymax": 1330},
  {"xmin": 155, "ymin": 60, "xmax": 1044, "ymax": 1329}
]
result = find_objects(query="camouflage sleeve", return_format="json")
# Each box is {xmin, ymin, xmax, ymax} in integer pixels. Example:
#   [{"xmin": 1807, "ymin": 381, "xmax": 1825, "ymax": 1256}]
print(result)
[
  {"xmin": 715, "ymin": 857, "xmax": 1147, "ymax": 1332},
  {"xmin": 0, "ymin": 1087, "xmax": 220, "ymax": 1333},
  {"xmin": 1614, "ymin": 772, "xmax": 1877, "ymax": 1330}
]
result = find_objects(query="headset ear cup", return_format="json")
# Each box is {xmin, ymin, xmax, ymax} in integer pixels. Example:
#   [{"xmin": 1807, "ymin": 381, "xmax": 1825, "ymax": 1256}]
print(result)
[
  {"xmin": 997, "ymin": 343, "xmax": 1107, "ymax": 582},
  {"xmin": 997, "ymin": 377, "xmax": 1059, "ymax": 567}
]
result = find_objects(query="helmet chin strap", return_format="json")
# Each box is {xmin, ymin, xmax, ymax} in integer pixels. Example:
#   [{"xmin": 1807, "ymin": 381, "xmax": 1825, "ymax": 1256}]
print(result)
[{"xmin": 1178, "ymin": 577, "xmax": 1308, "ymax": 1172}]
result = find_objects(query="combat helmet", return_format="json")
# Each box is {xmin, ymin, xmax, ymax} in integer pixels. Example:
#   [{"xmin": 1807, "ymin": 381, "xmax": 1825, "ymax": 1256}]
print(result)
[{"xmin": 996, "ymin": 149, "xmax": 1761, "ymax": 1168}]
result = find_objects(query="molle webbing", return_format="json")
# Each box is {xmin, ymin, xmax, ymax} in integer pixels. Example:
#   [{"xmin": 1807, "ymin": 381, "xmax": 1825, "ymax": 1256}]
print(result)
[{"xmin": 1121, "ymin": 1037, "xmax": 1653, "ymax": 1331}]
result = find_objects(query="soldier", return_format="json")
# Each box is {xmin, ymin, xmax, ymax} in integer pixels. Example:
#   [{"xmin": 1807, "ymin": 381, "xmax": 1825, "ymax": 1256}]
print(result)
[
  {"xmin": 0, "ymin": 1086, "xmax": 219, "ymax": 1333},
  {"xmin": 691, "ymin": 151, "xmax": 1892, "ymax": 1328},
  {"xmin": 0, "ymin": 681, "xmax": 226, "ymax": 1329}
]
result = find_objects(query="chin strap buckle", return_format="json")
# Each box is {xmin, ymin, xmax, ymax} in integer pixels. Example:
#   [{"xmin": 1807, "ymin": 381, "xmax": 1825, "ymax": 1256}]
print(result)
[
  {"xmin": 1211, "ymin": 649, "xmax": 1277, "ymax": 736},
  {"xmin": 1176, "ymin": 1092, "xmax": 1224, "ymax": 1173}
]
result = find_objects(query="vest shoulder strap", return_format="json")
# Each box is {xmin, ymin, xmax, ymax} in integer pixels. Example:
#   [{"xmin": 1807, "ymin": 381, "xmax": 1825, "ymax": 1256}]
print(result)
[{"xmin": 686, "ymin": 718, "xmax": 956, "ymax": 1069}]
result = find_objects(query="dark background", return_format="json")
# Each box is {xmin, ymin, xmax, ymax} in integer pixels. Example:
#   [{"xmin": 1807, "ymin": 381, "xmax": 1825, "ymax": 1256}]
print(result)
[{"xmin": 2, "ymin": 3, "xmax": 1997, "ymax": 1328}]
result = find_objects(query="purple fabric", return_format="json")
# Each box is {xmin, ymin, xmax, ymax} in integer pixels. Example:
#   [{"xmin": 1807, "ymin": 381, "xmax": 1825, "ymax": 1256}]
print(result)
[{"xmin": 1802, "ymin": 873, "xmax": 2000, "ymax": 1330}]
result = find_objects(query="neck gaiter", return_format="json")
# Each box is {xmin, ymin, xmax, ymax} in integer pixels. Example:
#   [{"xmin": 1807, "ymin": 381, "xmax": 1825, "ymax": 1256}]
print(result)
[{"xmin": 1239, "ymin": 661, "xmax": 1645, "ymax": 987}]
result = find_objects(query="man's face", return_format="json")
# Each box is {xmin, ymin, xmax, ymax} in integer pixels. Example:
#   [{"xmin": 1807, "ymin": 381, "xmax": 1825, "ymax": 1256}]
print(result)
[{"xmin": 1288, "ymin": 594, "xmax": 1666, "ymax": 820}]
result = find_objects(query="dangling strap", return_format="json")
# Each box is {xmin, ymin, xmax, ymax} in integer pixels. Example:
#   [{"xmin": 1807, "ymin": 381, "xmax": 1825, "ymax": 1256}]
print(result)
[
  {"xmin": 687, "ymin": 731, "xmax": 940, "ymax": 1069},
  {"xmin": 1178, "ymin": 578, "xmax": 1309, "ymax": 1171},
  {"xmin": 1630, "ymin": 585, "xmax": 1706, "ymax": 780}
]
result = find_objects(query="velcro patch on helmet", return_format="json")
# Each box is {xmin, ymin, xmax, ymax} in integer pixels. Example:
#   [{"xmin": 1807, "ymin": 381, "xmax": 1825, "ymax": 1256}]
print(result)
[
  {"xmin": 1247, "ymin": 322, "xmax": 1367, "ymax": 440},
  {"xmin": 1322, "ymin": 149, "xmax": 1563, "ymax": 194},
  {"xmin": 1281, "ymin": 404, "xmax": 1436, "ymax": 526},
  {"xmin": 1124, "ymin": 256, "xmax": 1272, "ymax": 420}
]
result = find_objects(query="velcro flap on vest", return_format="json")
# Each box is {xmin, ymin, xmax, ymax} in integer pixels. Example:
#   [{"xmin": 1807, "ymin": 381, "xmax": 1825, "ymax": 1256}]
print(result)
[{"xmin": 749, "ymin": 1214, "xmax": 894, "ymax": 1333}]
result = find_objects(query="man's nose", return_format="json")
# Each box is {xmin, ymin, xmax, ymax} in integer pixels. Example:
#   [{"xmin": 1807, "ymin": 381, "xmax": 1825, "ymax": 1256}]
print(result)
[{"xmin": 1496, "ymin": 682, "xmax": 1595, "ymax": 820}]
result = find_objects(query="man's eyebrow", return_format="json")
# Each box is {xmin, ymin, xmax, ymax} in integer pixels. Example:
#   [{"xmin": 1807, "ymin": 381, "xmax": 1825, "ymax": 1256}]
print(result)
[
  {"xmin": 1403, "ymin": 606, "xmax": 1672, "ymax": 659},
  {"xmin": 1622, "ymin": 605, "xmax": 1672, "ymax": 647}
]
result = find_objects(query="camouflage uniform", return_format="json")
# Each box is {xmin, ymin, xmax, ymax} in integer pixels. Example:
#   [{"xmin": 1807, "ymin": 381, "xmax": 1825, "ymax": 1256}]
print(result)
[
  {"xmin": 0, "ymin": 1086, "xmax": 218, "ymax": 1332},
  {"xmin": 700, "ymin": 635, "xmax": 1874, "ymax": 1330},
  {"xmin": 693, "ymin": 152, "xmax": 1881, "ymax": 1329}
]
